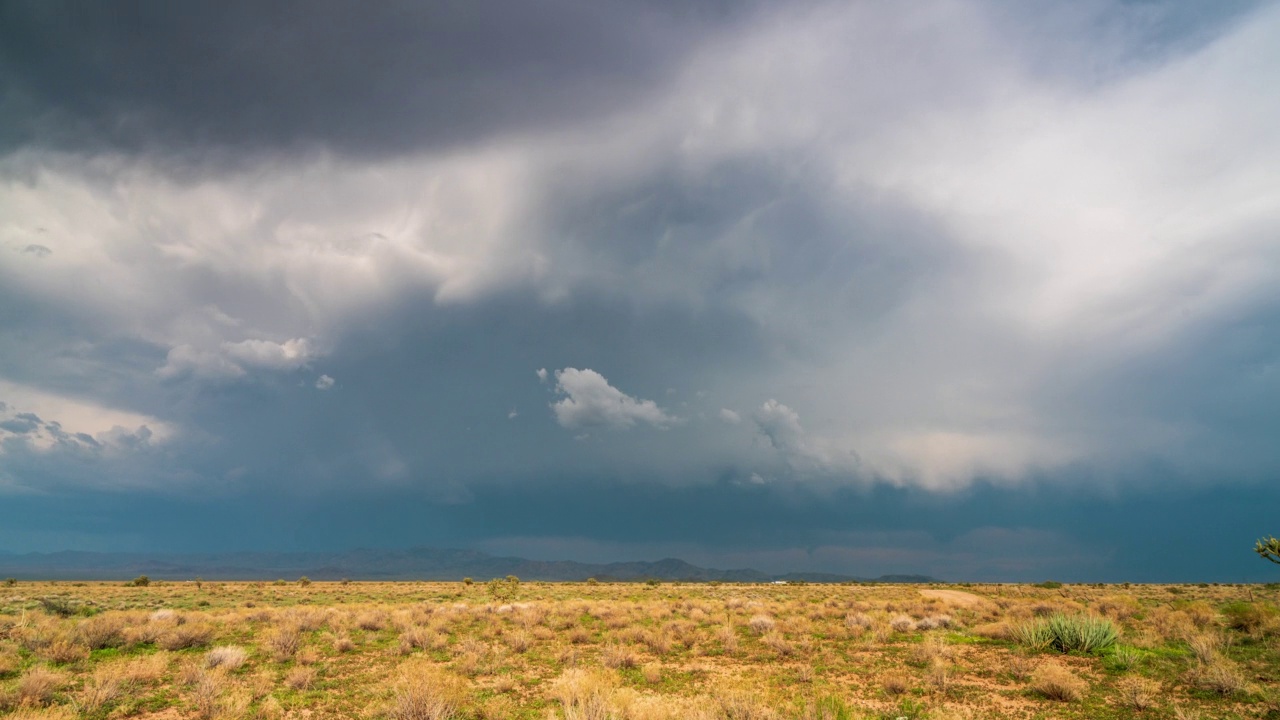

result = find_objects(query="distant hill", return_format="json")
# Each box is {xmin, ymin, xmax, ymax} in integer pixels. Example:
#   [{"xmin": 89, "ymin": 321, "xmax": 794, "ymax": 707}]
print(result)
[{"xmin": 0, "ymin": 547, "xmax": 939, "ymax": 583}]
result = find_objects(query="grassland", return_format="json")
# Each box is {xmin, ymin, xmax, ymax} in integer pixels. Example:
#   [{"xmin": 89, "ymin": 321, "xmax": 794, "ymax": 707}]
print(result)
[{"xmin": 0, "ymin": 579, "xmax": 1277, "ymax": 719}]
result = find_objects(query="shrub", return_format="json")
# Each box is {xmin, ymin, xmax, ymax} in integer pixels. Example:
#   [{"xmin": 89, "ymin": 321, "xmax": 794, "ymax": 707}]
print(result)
[
  {"xmin": 1221, "ymin": 601, "xmax": 1276, "ymax": 634},
  {"xmin": 157, "ymin": 623, "xmax": 214, "ymax": 651},
  {"xmin": 205, "ymin": 645, "xmax": 248, "ymax": 670},
  {"xmin": 890, "ymin": 615, "xmax": 916, "ymax": 633},
  {"xmin": 1191, "ymin": 658, "xmax": 1248, "ymax": 696},
  {"xmin": 37, "ymin": 596, "xmax": 83, "ymax": 618},
  {"xmin": 284, "ymin": 666, "xmax": 316, "ymax": 690},
  {"xmin": 1047, "ymin": 613, "xmax": 1118, "ymax": 653},
  {"xmin": 297, "ymin": 577, "xmax": 312, "ymax": 587},
  {"xmin": 761, "ymin": 630, "xmax": 794, "ymax": 656},
  {"xmin": 77, "ymin": 614, "xmax": 125, "ymax": 649},
  {"xmin": 487, "ymin": 576, "xmax": 519, "ymax": 602},
  {"xmin": 553, "ymin": 668, "xmax": 614, "ymax": 720},
  {"xmin": 1029, "ymin": 663, "xmax": 1087, "ymax": 702},
  {"xmin": 1118, "ymin": 677, "xmax": 1160, "ymax": 711},
  {"xmin": 1035, "ymin": 581, "xmax": 1064, "ymax": 589},
  {"xmin": 2, "ymin": 578, "xmax": 15, "ymax": 586},
  {"xmin": 264, "ymin": 627, "xmax": 301, "ymax": 662},
  {"xmin": 389, "ymin": 664, "xmax": 469, "ymax": 720},
  {"xmin": 601, "ymin": 644, "xmax": 638, "ymax": 669},
  {"xmin": 16, "ymin": 666, "xmax": 66, "ymax": 706},
  {"xmin": 41, "ymin": 639, "xmax": 89, "ymax": 664},
  {"xmin": 747, "ymin": 614, "xmax": 775, "ymax": 634},
  {"xmin": 882, "ymin": 672, "xmax": 911, "ymax": 696},
  {"xmin": 1016, "ymin": 614, "xmax": 1116, "ymax": 653},
  {"xmin": 131, "ymin": 575, "xmax": 150, "ymax": 587}
]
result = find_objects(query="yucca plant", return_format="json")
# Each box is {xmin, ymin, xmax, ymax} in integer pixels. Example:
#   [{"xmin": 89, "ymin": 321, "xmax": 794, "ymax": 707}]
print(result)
[{"xmin": 1047, "ymin": 613, "xmax": 1118, "ymax": 653}]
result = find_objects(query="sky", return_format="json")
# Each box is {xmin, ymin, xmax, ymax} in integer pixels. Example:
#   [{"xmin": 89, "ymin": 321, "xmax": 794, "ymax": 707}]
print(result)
[{"xmin": 1, "ymin": 0, "xmax": 1278, "ymax": 582}]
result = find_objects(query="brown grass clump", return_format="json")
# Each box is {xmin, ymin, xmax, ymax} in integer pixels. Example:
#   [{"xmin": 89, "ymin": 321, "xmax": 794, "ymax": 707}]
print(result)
[
  {"xmin": 1190, "ymin": 657, "xmax": 1247, "ymax": 696},
  {"xmin": 389, "ymin": 664, "xmax": 470, "ymax": 720},
  {"xmin": 76, "ymin": 614, "xmax": 125, "ymax": 649},
  {"xmin": 889, "ymin": 615, "xmax": 916, "ymax": 633},
  {"xmin": 748, "ymin": 615, "xmax": 776, "ymax": 634},
  {"xmin": 16, "ymin": 666, "xmax": 67, "ymax": 706},
  {"xmin": 882, "ymin": 672, "xmax": 911, "ymax": 696},
  {"xmin": 118, "ymin": 651, "xmax": 170, "ymax": 684},
  {"xmin": 190, "ymin": 669, "xmax": 224, "ymax": 720},
  {"xmin": 263, "ymin": 626, "xmax": 301, "ymax": 662},
  {"xmin": 760, "ymin": 630, "xmax": 794, "ymax": 657},
  {"xmin": 158, "ymin": 622, "xmax": 215, "ymax": 651},
  {"xmin": 39, "ymin": 638, "xmax": 88, "ymax": 665},
  {"xmin": 73, "ymin": 666, "xmax": 124, "ymax": 713},
  {"xmin": 1186, "ymin": 633, "xmax": 1223, "ymax": 664},
  {"xmin": 284, "ymin": 666, "xmax": 317, "ymax": 690},
  {"xmin": 601, "ymin": 644, "xmax": 639, "ymax": 669},
  {"xmin": 1117, "ymin": 677, "xmax": 1160, "ymax": 711},
  {"xmin": 1029, "ymin": 663, "xmax": 1087, "ymax": 702},
  {"xmin": 0, "ymin": 649, "xmax": 19, "ymax": 676},
  {"xmin": 205, "ymin": 645, "xmax": 248, "ymax": 670},
  {"xmin": 553, "ymin": 668, "xmax": 615, "ymax": 720}
]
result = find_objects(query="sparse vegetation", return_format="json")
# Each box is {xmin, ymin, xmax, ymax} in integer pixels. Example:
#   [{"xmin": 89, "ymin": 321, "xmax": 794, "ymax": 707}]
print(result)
[{"xmin": 0, "ymin": 579, "xmax": 1273, "ymax": 718}]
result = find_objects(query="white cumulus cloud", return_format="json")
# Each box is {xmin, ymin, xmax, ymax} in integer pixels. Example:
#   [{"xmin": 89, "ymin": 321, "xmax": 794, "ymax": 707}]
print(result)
[{"xmin": 549, "ymin": 368, "xmax": 678, "ymax": 430}]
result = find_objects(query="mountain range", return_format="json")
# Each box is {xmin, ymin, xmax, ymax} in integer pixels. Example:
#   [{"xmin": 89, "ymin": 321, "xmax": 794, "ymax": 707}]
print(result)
[{"xmin": 0, "ymin": 548, "xmax": 937, "ymax": 583}]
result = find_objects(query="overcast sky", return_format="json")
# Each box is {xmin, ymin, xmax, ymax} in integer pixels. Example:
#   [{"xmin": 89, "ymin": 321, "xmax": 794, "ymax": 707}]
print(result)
[{"xmin": 2, "ymin": 0, "xmax": 1278, "ymax": 581}]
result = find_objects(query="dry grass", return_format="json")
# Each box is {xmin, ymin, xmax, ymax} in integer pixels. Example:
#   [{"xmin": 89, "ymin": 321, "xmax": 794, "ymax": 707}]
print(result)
[
  {"xmin": 205, "ymin": 644, "xmax": 248, "ymax": 670},
  {"xmin": 0, "ymin": 580, "xmax": 1272, "ymax": 719},
  {"xmin": 1029, "ymin": 663, "xmax": 1087, "ymax": 702},
  {"xmin": 390, "ymin": 663, "xmax": 469, "ymax": 720},
  {"xmin": 1117, "ymin": 676, "xmax": 1161, "ymax": 711},
  {"xmin": 15, "ymin": 666, "xmax": 67, "ymax": 706}
]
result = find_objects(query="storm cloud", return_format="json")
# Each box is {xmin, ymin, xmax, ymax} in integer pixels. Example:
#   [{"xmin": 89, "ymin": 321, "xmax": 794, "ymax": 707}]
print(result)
[{"xmin": 0, "ymin": 0, "xmax": 1277, "ymax": 580}]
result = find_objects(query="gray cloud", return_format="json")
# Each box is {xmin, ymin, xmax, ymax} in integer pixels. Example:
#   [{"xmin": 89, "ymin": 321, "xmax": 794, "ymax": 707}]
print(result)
[
  {"xmin": 0, "ymin": 0, "xmax": 749, "ymax": 159},
  {"xmin": 0, "ymin": 0, "xmax": 1276, "ymax": 578}
]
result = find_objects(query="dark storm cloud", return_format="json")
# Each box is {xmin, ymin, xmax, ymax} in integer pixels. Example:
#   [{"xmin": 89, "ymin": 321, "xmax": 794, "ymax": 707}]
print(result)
[
  {"xmin": 0, "ymin": 0, "xmax": 749, "ymax": 158},
  {"xmin": 1, "ymin": 0, "xmax": 1278, "ymax": 581}
]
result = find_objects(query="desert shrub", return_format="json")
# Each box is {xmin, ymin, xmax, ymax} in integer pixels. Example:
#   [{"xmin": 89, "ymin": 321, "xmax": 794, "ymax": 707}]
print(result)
[
  {"xmin": 747, "ymin": 615, "xmax": 775, "ymax": 634},
  {"xmin": 36, "ymin": 596, "xmax": 84, "ymax": 618},
  {"xmin": 2, "ymin": 578, "xmax": 15, "ymax": 586},
  {"xmin": 1118, "ymin": 677, "xmax": 1160, "ymax": 710},
  {"xmin": 131, "ymin": 575, "xmax": 150, "ymax": 587},
  {"xmin": 158, "ymin": 623, "xmax": 215, "ymax": 651},
  {"xmin": 40, "ymin": 638, "xmax": 89, "ymax": 664},
  {"xmin": 1221, "ymin": 601, "xmax": 1276, "ymax": 634},
  {"xmin": 263, "ymin": 626, "xmax": 301, "ymax": 662},
  {"xmin": 77, "ymin": 614, "xmax": 125, "ymax": 649},
  {"xmin": 284, "ymin": 666, "xmax": 316, "ymax": 690},
  {"xmin": 390, "ymin": 664, "xmax": 469, "ymax": 720},
  {"xmin": 487, "ymin": 576, "xmax": 519, "ymax": 602},
  {"xmin": 760, "ymin": 630, "xmax": 794, "ymax": 656},
  {"xmin": 16, "ymin": 666, "xmax": 66, "ymax": 706},
  {"xmin": 552, "ymin": 668, "xmax": 614, "ymax": 720},
  {"xmin": 890, "ymin": 615, "xmax": 916, "ymax": 633},
  {"xmin": 1035, "ymin": 581, "xmax": 1064, "ymax": 589},
  {"xmin": 882, "ymin": 672, "xmax": 911, "ymax": 696},
  {"xmin": 297, "ymin": 577, "xmax": 312, "ymax": 587},
  {"xmin": 1191, "ymin": 657, "xmax": 1247, "ymax": 696},
  {"xmin": 74, "ymin": 667, "xmax": 124, "ymax": 714},
  {"xmin": 601, "ymin": 644, "xmax": 638, "ymax": 669},
  {"xmin": 205, "ymin": 645, "xmax": 248, "ymax": 670},
  {"xmin": 1029, "ymin": 663, "xmax": 1087, "ymax": 702},
  {"xmin": 0, "ymin": 650, "xmax": 19, "ymax": 677}
]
